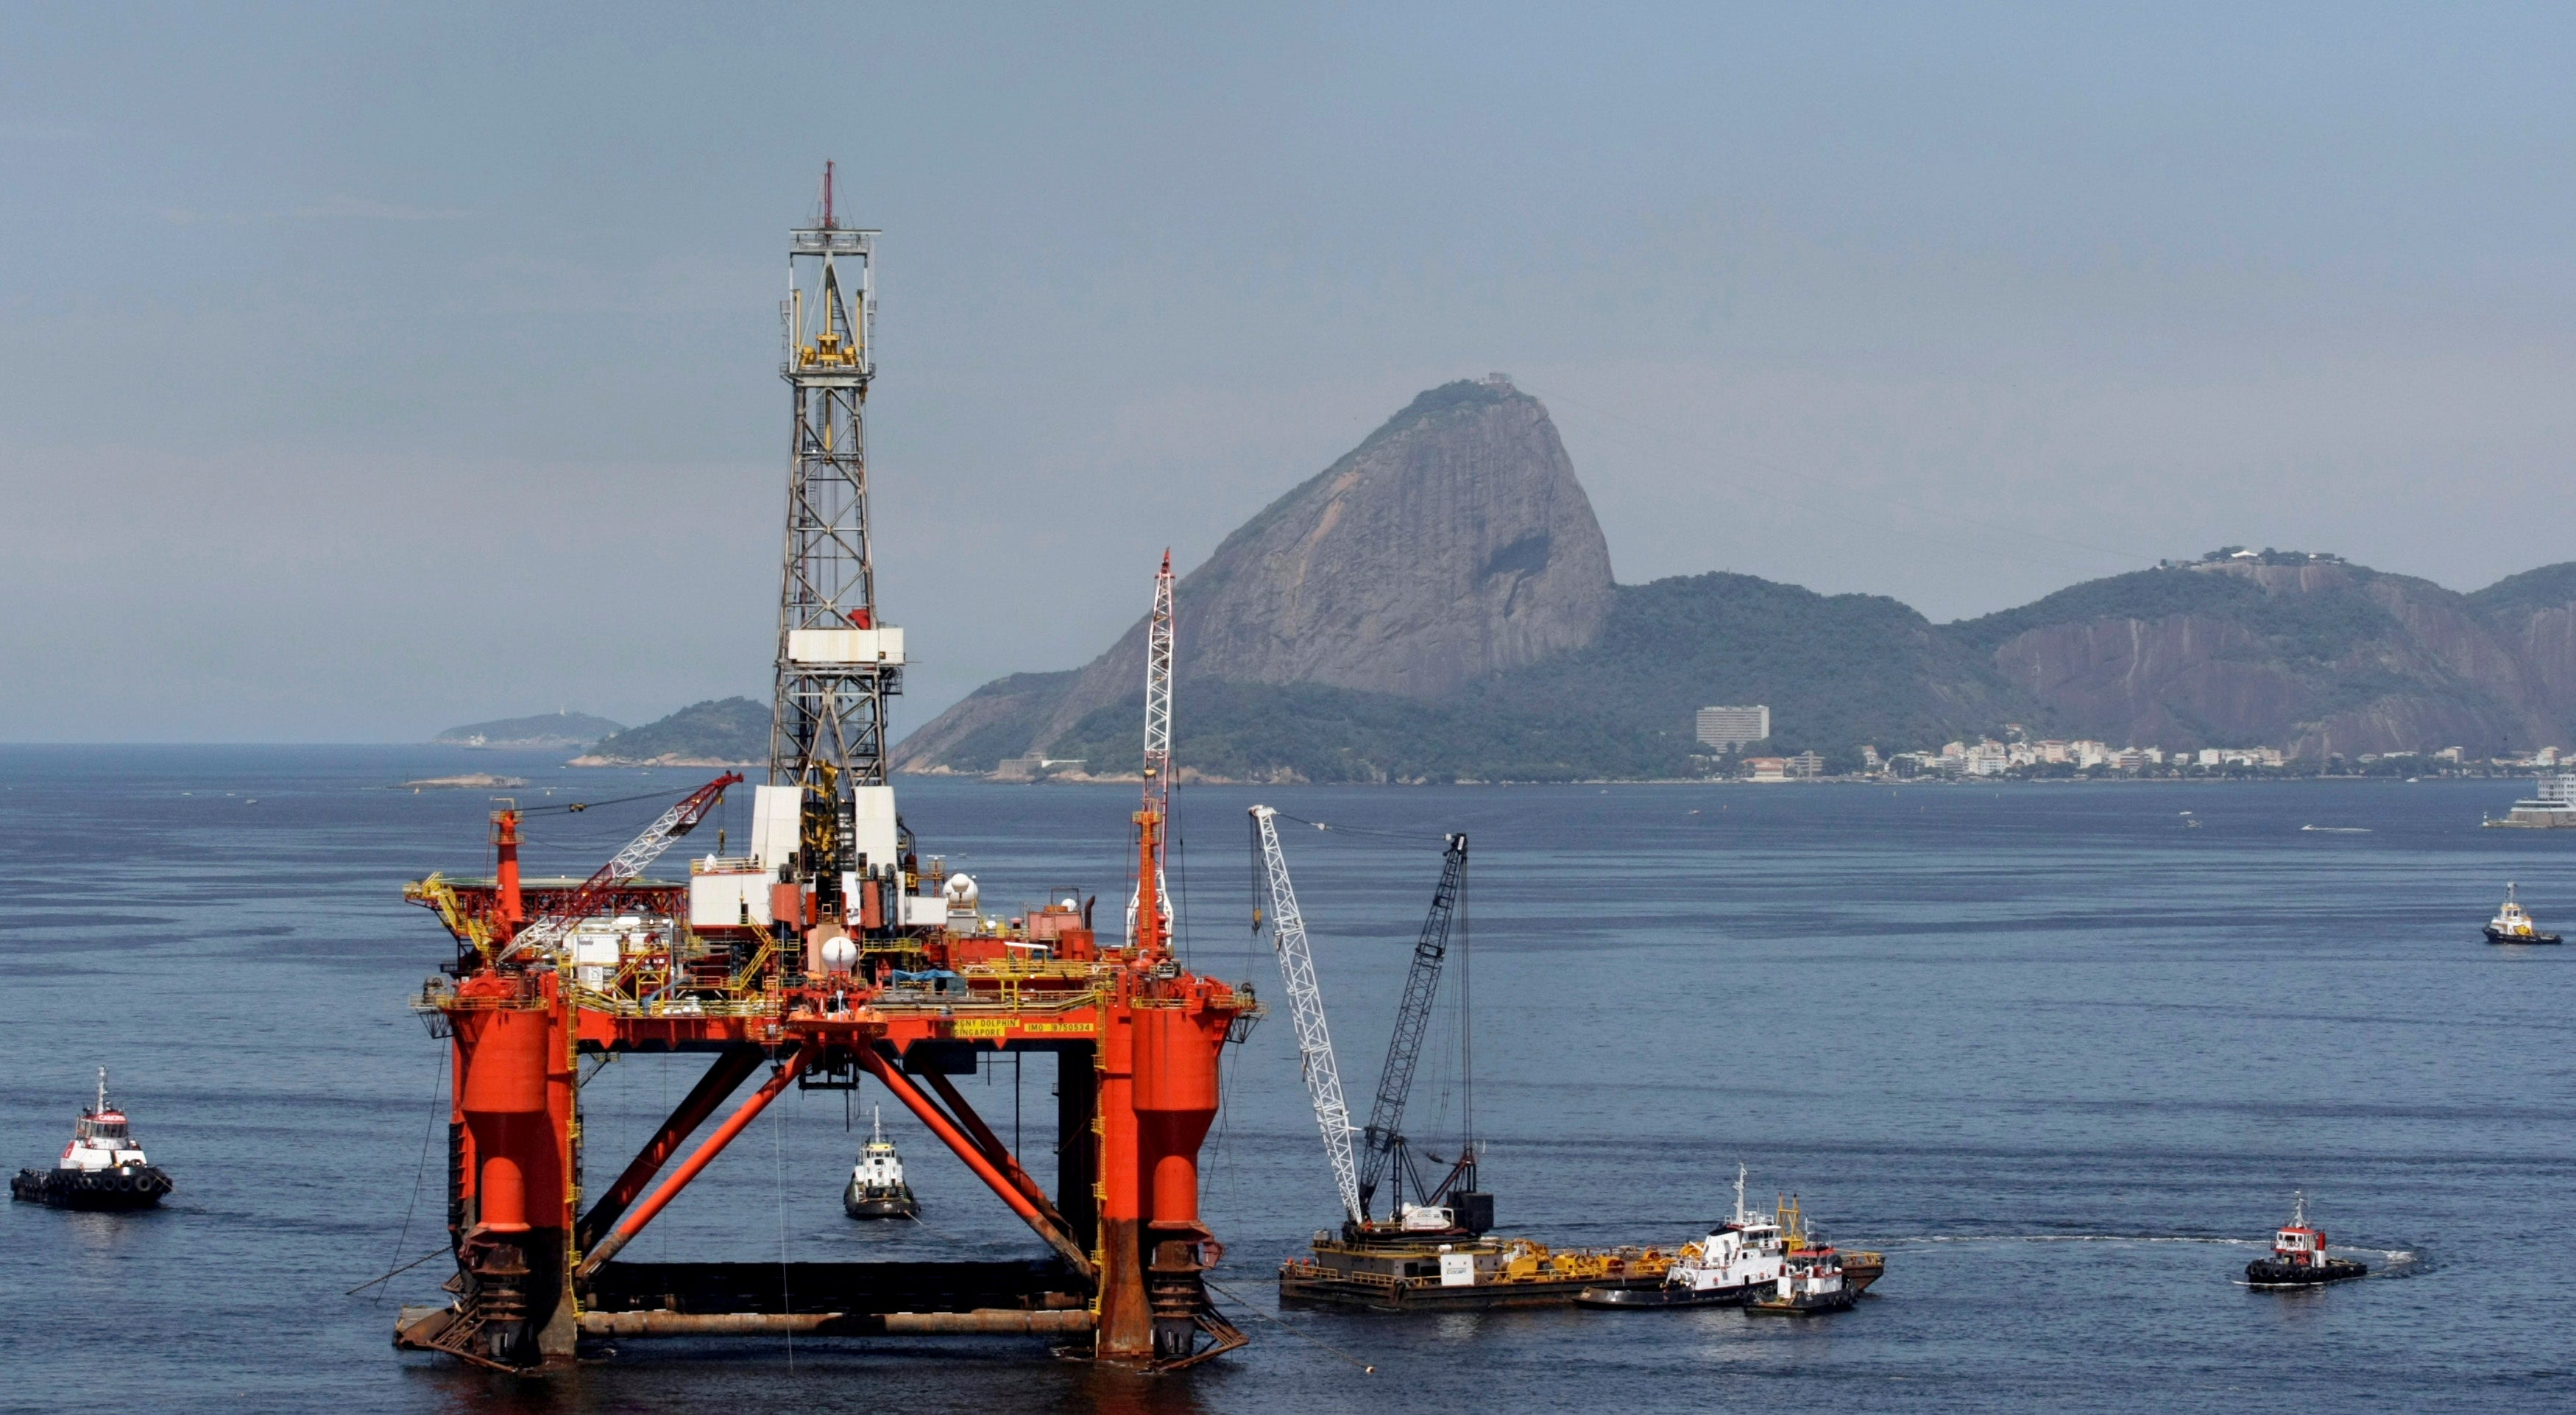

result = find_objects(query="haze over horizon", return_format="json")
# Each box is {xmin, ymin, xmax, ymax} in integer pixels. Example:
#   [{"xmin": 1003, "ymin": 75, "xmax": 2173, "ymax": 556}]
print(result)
[{"xmin": 7, "ymin": 4, "xmax": 2576, "ymax": 742}]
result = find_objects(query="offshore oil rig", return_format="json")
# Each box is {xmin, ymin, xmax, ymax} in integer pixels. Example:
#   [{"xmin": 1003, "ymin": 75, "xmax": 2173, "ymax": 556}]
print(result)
[{"xmin": 392, "ymin": 169, "xmax": 1253, "ymax": 1373}]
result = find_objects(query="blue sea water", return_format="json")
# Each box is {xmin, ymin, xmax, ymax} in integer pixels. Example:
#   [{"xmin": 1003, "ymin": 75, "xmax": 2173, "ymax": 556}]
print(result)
[{"xmin": 2, "ymin": 745, "xmax": 2571, "ymax": 1413}]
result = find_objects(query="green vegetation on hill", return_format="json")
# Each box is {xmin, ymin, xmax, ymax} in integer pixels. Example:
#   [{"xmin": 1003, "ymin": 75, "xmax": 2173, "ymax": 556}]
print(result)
[
  {"xmin": 1045, "ymin": 680, "xmax": 1682, "ymax": 783},
  {"xmin": 1038, "ymin": 572, "xmax": 2018, "ymax": 781},
  {"xmin": 2471, "ymin": 562, "xmax": 2576, "ymax": 622},
  {"xmin": 910, "ymin": 549, "xmax": 2576, "ymax": 780},
  {"xmin": 578, "ymin": 697, "xmax": 768, "ymax": 763},
  {"xmin": 1515, "ymin": 572, "xmax": 2011, "ymax": 766},
  {"xmin": 927, "ymin": 671, "xmax": 1082, "ymax": 774},
  {"xmin": 1949, "ymin": 565, "xmax": 2398, "ymax": 663}
]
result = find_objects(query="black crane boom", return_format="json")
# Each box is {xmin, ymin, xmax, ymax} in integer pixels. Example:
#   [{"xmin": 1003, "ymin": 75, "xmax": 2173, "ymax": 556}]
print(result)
[{"xmin": 1355, "ymin": 833, "xmax": 1466, "ymax": 1220}]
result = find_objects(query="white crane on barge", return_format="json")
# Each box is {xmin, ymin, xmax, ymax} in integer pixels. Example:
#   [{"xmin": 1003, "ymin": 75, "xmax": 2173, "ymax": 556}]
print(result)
[{"xmin": 1249, "ymin": 804, "xmax": 1364, "ymax": 1226}]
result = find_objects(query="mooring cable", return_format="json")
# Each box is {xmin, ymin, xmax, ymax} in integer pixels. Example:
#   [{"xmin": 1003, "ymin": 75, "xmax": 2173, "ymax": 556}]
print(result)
[
  {"xmin": 345, "ymin": 1246, "xmax": 455, "ymax": 1297},
  {"xmin": 775, "ymin": 1079, "xmax": 794, "ymax": 1369},
  {"xmin": 357, "ymin": 1044, "xmax": 450, "ymax": 1301},
  {"xmin": 516, "ymin": 786, "xmax": 698, "ymax": 816}
]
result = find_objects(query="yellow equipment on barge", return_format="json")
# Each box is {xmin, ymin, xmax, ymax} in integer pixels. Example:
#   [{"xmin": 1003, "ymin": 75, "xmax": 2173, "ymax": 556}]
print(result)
[{"xmin": 1281, "ymin": 1233, "xmax": 1674, "ymax": 1310}]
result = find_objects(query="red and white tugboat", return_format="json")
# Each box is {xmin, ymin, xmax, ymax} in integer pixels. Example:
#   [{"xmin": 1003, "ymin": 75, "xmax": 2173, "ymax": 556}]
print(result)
[
  {"xmin": 1747, "ymin": 1243, "xmax": 1858, "ymax": 1315},
  {"xmin": 11, "ymin": 1068, "xmax": 173, "ymax": 1210},
  {"xmin": 2244, "ymin": 1191, "xmax": 2366, "ymax": 1287}
]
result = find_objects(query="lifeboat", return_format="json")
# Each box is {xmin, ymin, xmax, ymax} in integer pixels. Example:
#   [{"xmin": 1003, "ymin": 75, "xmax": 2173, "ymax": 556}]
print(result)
[{"xmin": 11, "ymin": 1068, "xmax": 173, "ymax": 1211}]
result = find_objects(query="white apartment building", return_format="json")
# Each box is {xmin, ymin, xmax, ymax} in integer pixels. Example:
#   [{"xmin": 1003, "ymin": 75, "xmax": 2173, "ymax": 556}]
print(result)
[{"xmin": 1696, "ymin": 705, "xmax": 1771, "ymax": 751}]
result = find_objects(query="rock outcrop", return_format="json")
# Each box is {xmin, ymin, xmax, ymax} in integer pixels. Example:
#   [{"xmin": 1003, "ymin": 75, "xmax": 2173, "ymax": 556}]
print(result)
[{"xmin": 896, "ymin": 377, "xmax": 1616, "ymax": 771}]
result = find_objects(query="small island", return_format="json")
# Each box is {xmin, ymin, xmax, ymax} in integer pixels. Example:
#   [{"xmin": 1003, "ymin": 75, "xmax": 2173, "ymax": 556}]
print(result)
[
  {"xmin": 569, "ymin": 697, "xmax": 768, "ymax": 767},
  {"xmin": 434, "ymin": 710, "xmax": 625, "ymax": 750}
]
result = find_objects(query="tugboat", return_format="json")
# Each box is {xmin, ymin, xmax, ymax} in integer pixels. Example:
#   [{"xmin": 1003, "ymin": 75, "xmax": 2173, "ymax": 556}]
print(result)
[
  {"xmin": 2244, "ymin": 1191, "xmax": 2367, "ymax": 1287},
  {"xmin": 1577, "ymin": 1166, "xmax": 1788, "ymax": 1309},
  {"xmin": 1747, "ymin": 1244, "xmax": 1858, "ymax": 1315},
  {"xmin": 1775, "ymin": 1191, "xmax": 1883, "ymax": 1295},
  {"xmin": 2484, "ymin": 883, "xmax": 2562, "ymax": 945},
  {"xmin": 841, "ymin": 1107, "xmax": 919, "ymax": 1219},
  {"xmin": 11, "ymin": 1068, "xmax": 173, "ymax": 1210}
]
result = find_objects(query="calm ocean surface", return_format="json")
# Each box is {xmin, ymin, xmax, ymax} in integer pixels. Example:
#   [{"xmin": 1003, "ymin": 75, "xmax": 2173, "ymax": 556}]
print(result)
[{"xmin": 3, "ymin": 746, "xmax": 2571, "ymax": 1413}]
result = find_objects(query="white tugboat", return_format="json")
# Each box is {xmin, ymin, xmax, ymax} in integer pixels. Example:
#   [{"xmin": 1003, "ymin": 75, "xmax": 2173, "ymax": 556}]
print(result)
[
  {"xmin": 2484, "ymin": 883, "xmax": 2562, "ymax": 945},
  {"xmin": 841, "ymin": 1107, "xmax": 919, "ymax": 1220},
  {"xmin": 1748, "ymin": 1243, "xmax": 1858, "ymax": 1315},
  {"xmin": 12, "ymin": 1068, "xmax": 173, "ymax": 1210},
  {"xmin": 2244, "ymin": 1191, "xmax": 2367, "ymax": 1287},
  {"xmin": 1576, "ymin": 1165, "xmax": 1786, "ymax": 1309}
]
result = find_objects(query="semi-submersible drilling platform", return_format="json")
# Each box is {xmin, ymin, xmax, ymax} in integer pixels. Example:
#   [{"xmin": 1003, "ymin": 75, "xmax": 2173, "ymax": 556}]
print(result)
[{"xmin": 393, "ymin": 172, "xmax": 1252, "ymax": 1373}]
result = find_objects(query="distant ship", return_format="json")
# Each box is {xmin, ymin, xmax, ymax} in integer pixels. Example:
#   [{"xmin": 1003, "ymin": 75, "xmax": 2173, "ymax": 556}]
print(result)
[
  {"xmin": 2484, "ymin": 883, "xmax": 2562, "ymax": 945},
  {"xmin": 2244, "ymin": 1192, "xmax": 2367, "ymax": 1287},
  {"xmin": 11, "ymin": 1068, "xmax": 173, "ymax": 1210},
  {"xmin": 842, "ymin": 1107, "xmax": 919, "ymax": 1219},
  {"xmin": 2483, "ymin": 773, "xmax": 2576, "ymax": 828}
]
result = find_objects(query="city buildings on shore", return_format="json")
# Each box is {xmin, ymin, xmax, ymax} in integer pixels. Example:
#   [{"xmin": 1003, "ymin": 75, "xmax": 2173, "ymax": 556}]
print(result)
[{"xmin": 1688, "ymin": 705, "xmax": 2566, "ymax": 782}]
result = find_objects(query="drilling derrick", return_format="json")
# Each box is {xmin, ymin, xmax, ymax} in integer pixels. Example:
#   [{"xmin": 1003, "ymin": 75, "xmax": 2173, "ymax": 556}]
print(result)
[
  {"xmin": 773, "ymin": 160, "xmax": 898, "ymax": 911},
  {"xmin": 394, "ymin": 172, "xmax": 1250, "ymax": 1375}
]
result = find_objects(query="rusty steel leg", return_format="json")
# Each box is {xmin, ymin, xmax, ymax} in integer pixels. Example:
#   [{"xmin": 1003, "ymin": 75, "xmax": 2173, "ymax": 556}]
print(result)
[
  {"xmin": 576, "ymin": 1047, "xmax": 812, "ymax": 1279},
  {"xmin": 857, "ymin": 1045, "xmax": 1097, "ymax": 1281},
  {"xmin": 577, "ymin": 1044, "xmax": 765, "ymax": 1250},
  {"xmin": 919, "ymin": 1068, "xmax": 1069, "ymax": 1228},
  {"xmin": 1095, "ymin": 995, "xmax": 1150, "ymax": 1361}
]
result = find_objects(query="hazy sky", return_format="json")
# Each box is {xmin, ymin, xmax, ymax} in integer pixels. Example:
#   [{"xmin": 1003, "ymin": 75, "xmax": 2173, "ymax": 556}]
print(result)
[{"xmin": 7, "ymin": 3, "xmax": 2576, "ymax": 741}]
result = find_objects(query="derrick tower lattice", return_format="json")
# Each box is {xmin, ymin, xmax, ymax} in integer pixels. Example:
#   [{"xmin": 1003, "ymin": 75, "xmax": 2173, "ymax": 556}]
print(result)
[{"xmin": 771, "ymin": 161, "xmax": 899, "ymax": 852}]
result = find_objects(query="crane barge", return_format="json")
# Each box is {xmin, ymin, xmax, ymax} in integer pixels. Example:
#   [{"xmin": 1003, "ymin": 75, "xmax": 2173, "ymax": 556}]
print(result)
[
  {"xmin": 1252, "ymin": 812, "xmax": 1674, "ymax": 1309},
  {"xmin": 390, "ymin": 172, "xmax": 1253, "ymax": 1374}
]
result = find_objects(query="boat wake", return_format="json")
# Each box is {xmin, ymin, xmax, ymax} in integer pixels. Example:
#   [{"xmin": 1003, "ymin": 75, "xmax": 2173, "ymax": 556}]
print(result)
[{"xmin": 1875, "ymin": 1233, "xmax": 2264, "ymax": 1248}]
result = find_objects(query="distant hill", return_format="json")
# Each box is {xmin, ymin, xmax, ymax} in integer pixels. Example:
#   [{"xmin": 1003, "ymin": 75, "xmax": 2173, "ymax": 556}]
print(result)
[
  {"xmin": 434, "ymin": 710, "xmax": 624, "ymax": 749},
  {"xmin": 891, "ymin": 381, "xmax": 2576, "ymax": 780},
  {"xmin": 896, "ymin": 376, "xmax": 1615, "ymax": 770},
  {"xmin": 1032, "ymin": 573, "xmax": 2015, "ymax": 781},
  {"xmin": 1958, "ymin": 557, "xmax": 2566, "ymax": 757},
  {"xmin": 570, "ymin": 697, "xmax": 767, "ymax": 766}
]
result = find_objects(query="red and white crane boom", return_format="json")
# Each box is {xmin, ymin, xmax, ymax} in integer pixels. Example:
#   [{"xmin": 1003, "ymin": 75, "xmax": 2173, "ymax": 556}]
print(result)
[
  {"xmin": 503, "ymin": 772, "xmax": 745, "ymax": 959},
  {"xmin": 1128, "ymin": 551, "xmax": 1177, "ymax": 947}
]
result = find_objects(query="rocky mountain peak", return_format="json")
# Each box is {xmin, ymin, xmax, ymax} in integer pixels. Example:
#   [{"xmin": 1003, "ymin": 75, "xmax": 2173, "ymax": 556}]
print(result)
[{"xmin": 894, "ymin": 377, "xmax": 1616, "ymax": 770}]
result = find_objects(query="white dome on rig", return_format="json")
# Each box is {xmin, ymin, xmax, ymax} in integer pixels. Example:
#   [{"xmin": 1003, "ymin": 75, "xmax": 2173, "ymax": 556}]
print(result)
[
  {"xmin": 819, "ymin": 935, "xmax": 859, "ymax": 975},
  {"xmin": 944, "ymin": 874, "xmax": 979, "ymax": 907}
]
